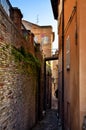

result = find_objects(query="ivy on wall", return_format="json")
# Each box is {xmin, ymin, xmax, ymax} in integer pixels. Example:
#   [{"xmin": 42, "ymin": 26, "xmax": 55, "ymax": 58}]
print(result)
[{"xmin": 11, "ymin": 46, "xmax": 41, "ymax": 75}]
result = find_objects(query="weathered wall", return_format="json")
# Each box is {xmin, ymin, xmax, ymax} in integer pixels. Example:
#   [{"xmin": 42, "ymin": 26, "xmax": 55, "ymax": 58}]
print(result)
[
  {"xmin": 58, "ymin": 1, "xmax": 79, "ymax": 130},
  {"xmin": 0, "ymin": 5, "xmax": 39, "ymax": 130},
  {"xmin": 58, "ymin": 11, "xmax": 63, "ymax": 121},
  {"xmin": 0, "ymin": 42, "xmax": 37, "ymax": 130},
  {"xmin": 64, "ymin": 0, "xmax": 76, "ymax": 29},
  {"xmin": 0, "ymin": 5, "xmax": 34, "ymax": 54},
  {"xmin": 64, "ymin": 12, "xmax": 79, "ymax": 130},
  {"xmin": 79, "ymin": 0, "xmax": 86, "ymax": 129},
  {"xmin": 64, "ymin": 0, "xmax": 86, "ymax": 129},
  {"xmin": 64, "ymin": 1, "xmax": 79, "ymax": 130}
]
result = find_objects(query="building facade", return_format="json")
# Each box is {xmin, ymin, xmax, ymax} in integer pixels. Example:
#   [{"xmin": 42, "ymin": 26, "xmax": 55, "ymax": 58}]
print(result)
[
  {"xmin": 51, "ymin": 0, "xmax": 86, "ymax": 130},
  {"xmin": 22, "ymin": 20, "xmax": 54, "ymax": 58}
]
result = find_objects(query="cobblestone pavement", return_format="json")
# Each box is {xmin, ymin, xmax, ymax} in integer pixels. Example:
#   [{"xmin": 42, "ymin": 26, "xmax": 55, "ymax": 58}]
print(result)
[{"xmin": 31, "ymin": 109, "xmax": 62, "ymax": 130}]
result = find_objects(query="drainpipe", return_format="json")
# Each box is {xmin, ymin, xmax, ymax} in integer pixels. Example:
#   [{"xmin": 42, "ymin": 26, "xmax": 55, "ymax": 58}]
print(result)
[
  {"xmin": 44, "ymin": 59, "xmax": 47, "ymax": 111},
  {"xmin": 62, "ymin": 0, "xmax": 64, "ymax": 129}
]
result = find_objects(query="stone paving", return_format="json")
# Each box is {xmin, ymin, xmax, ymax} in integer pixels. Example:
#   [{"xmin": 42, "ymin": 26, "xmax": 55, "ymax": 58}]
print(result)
[{"xmin": 31, "ymin": 109, "xmax": 62, "ymax": 130}]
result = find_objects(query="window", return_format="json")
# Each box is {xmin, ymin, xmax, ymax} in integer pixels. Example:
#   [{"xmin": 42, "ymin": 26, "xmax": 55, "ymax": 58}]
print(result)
[{"xmin": 41, "ymin": 36, "xmax": 49, "ymax": 45}]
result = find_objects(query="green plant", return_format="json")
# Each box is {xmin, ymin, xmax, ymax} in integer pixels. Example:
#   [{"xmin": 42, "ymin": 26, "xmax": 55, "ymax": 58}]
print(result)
[{"xmin": 11, "ymin": 46, "xmax": 41, "ymax": 75}]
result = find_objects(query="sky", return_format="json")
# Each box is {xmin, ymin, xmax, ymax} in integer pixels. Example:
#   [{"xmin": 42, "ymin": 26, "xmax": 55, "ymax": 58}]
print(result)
[{"xmin": 10, "ymin": 0, "xmax": 58, "ymax": 50}]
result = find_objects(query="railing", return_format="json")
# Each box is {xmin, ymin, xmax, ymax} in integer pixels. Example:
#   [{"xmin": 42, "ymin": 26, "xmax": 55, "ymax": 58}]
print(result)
[{"xmin": 0, "ymin": 0, "xmax": 12, "ymax": 16}]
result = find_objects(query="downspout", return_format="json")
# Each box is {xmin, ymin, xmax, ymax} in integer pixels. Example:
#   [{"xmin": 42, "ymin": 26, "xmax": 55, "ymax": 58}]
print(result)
[
  {"xmin": 44, "ymin": 59, "xmax": 46, "ymax": 111},
  {"xmin": 62, "ymin": 0, "xmax": 64, "ymax": 129}
]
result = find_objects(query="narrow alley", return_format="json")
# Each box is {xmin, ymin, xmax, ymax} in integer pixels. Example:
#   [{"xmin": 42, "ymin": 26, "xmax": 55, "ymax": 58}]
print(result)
[
  {"xmin": 31, "ymin": 94, "xmax": 61, "ymax": 130},
  {"xmin": 0, "ymin": 0, "xmax": 59, "ymax": 129},
  {"xmin": 1, "ymin": 0, "xmax": 86, "ymax": 130},
  {"xmin": 31, "ymin": 109, "xmax": 62, "ymax": 130},
  {"xmin": 30, "ymin": 87, "xmax": 62, "ymax": 130}
]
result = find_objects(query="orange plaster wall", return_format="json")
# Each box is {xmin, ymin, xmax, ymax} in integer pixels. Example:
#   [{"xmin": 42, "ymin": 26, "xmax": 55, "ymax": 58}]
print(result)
[
  {"xmin": 64, "ymin": 13, "xmax": 79, "ymax": 130},
  {"xmin": 64, "ymin": 0, "xmax": 79, "ymax": 130},
  {"xmin": 64, "ymin": 0, "xmax": 76, "ymax": 29},
  {"xmin": 79, "ymin": 0, "xmax": 86, "ymax": 129}
]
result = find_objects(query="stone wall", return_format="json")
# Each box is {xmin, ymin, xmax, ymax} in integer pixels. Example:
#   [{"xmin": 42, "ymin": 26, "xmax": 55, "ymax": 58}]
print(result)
[
  {"xmin": 0, "ymin": 5, "xmax": 30, "ymax": 53},
  {"xmin": 0, "ymin": 5, "xmax": 39, "ymax": 130}
]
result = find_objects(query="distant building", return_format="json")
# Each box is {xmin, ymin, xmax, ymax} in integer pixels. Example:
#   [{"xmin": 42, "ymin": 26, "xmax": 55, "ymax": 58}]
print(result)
[{"xmin": 22, "ymin": 20, "xmax": 54, "ymax": 58}]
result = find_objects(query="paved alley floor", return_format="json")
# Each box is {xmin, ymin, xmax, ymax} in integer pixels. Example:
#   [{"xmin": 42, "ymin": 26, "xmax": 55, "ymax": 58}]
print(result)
[{"xmin": 31, "ymin": 109, "xmax": 62, "ymax": 130}]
